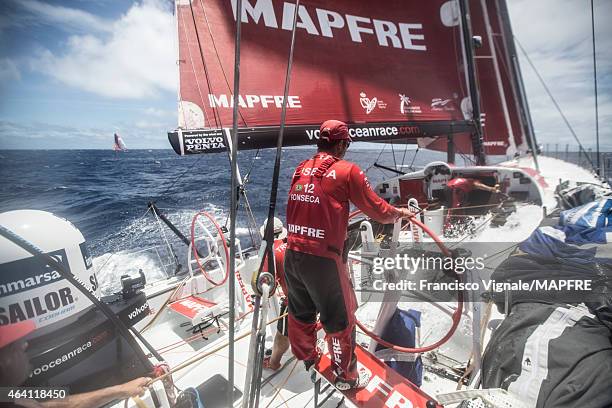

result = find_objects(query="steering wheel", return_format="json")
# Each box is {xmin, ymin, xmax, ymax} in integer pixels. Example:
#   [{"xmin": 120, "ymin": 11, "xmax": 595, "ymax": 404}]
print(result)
[
  {"xmin": 190, "ymin": 211, "xmax": 230, "ymax": 286},
  {"xmin": 349, "ymin": 210, "xmax": 464, "ymax": 353}
]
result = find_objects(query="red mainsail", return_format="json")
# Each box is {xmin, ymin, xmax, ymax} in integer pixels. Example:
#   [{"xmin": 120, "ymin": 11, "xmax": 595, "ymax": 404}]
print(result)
[
  {"xmin": 418, "ymin": 0, "xmax": 532, "ymax": 157},
  {"xmin": 170, "ymin": 0, "xmax": 532, "ymax": 157},
  {"xmin": 171, "ymin": 0, "xmax": 475, "ymax": 154}
]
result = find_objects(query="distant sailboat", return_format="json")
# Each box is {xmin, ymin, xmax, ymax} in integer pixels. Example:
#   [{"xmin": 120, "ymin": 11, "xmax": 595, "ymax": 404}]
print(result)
[{"xmin": 113, "ymin": 133, "xmax": 127, "ymax": 152}]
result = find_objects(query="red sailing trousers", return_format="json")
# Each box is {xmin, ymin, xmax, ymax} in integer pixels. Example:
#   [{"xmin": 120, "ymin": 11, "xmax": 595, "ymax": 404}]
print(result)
[{"xmin": 284, "ymin": 248, "xmax": 358, "ymax": 381}]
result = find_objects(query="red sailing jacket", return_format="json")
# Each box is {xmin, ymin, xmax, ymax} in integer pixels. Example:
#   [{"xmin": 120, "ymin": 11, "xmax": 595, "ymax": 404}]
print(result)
[
  {"xmin": 286, "ymin": 153, "xmax": 401, "ymax": 258},
  {"xmin": 262, "ymin": 239, "xmax": 288, "ymax": 295}
]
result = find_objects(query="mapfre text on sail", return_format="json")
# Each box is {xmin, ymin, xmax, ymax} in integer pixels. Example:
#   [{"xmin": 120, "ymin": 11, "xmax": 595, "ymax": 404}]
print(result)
[{"xmin": 231, "ymin": 0, "xmax": 427, "ymax": 51}]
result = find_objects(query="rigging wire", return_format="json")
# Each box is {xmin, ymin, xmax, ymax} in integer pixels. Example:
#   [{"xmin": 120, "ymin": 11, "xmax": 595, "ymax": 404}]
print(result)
[
  {"xmin": 258, "ymin": 0, "xmax": 301, "ymax": 279},
  {"xmin": 244, "ymin": 4, "xmax": 300, "ymax": 406},
  {"xmin": 188, "ymin": 0, "xmax": 222, "ymax": 129},
  {"xmin": 400, "ymin": 142, "xmax": 410, "ymax": 169},
  {"xmin": 185, "ymin": 1, "xmax": 260, "ymax": 247},
  {"xmin": 178, "ymin": 6, "xmax": 212, "ymax": 127},
  {"xmin": 590, "ymin": 0, "xmax": 600, "ymax": 175},
  {"xmin": 390, "ymin": 141, "xmax": 398, "ymax": 171},
  {"xmin": 408, "ymin": 147, "xmax": 420, "ymax": 171},
  {"xmin": 153, "ymin": 208, "xmax": 179, "ymax": 274},
  {"xmin": 242, "ymin": 149, "xmax": 262, "ymax": 185},
  {"xmin": 199, "ymin": 0, "xmax": 248, "ymax": 127},
  {"xmin": 365, "ymin": 143, "xmax": 387, "ymax": 173},
  {"xmin": 515, "ymin": 38, "xmax": 597, "ymax": 172},
  {"xmin": 227, "ymin": 0, "xmax": 244, "ymax": 403},
  {"xmin": 197, "ymin": 0, "xmax": 261, "ymax": 245},
  {"xmin": 458, "ymin": 150, "xmax": 476, "ymax": 166},
  {"xmin": 157, "ymin": 155, "xmax": 206, "ymax": 202}
]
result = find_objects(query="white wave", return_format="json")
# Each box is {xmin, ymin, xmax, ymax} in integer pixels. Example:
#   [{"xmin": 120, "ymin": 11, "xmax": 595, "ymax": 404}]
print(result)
[
  {"xmin": 93, "ymin": 249, "xmax": 171, "ymax": 296},
  {"xmin": 476, "ymin": 204, "xmax": 542, "ymax": 242},
  {"xmin": 92, "ymin": 204, "xmax": 259, "ymax": 293}
]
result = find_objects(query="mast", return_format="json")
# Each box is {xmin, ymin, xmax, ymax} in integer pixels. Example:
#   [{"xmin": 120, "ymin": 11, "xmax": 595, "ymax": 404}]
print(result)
[
  {"xmin": 228, "ymin": 0, "xmax": 243, "ymax": 405},
  {"xmin": 497, "ymin": 0, "xmax": 539, "ymax": 170},
  {"xmin": 458, "ymin": 0, "xmax": 486, "ymax": 165}
]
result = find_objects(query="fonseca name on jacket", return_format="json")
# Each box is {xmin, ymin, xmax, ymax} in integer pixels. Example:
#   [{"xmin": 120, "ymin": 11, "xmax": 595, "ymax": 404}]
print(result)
[{"xmin": 289, "ymin": 193, "xmax": 320, "ymax": 204}]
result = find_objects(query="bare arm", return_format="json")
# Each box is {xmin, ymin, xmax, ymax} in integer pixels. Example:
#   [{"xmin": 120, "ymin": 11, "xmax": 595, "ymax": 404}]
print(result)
[
  {"xmin": 472, "ymin": 181, "xmax": 500, "ymax": 193},
  {"xmin": 36, "ymin": 377, "xmax": 151, "ymax": 408}
]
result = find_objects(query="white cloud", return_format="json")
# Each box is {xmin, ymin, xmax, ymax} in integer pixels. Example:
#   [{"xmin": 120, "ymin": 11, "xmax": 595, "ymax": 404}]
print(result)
[
  {"xmin": 508, "ymin": 0, "xmax": 612, "ymax": 151},
  {"xmin": 135, "ymin": 119, "xmax": 168, "ymax": 129},
  {"xmin": 143, "ymin": 107, "xmax": 175, "ymax": 118},
  {"xmin": 0, "ymin": 58, "xmax": 20, "ymax": 82},
  {"xmin": 31, "ymin": 0, "xmax": 176, "ymax": 99},
  {"xmin": 12, "ymin": 0, "xmax": 111, "ymax": 33}
]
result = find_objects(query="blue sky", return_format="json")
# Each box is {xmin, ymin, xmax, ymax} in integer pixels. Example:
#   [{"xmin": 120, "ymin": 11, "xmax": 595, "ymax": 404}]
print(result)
[{"xmin": 0, "ymin": 0, "xmax": 610, "ymax": 150}]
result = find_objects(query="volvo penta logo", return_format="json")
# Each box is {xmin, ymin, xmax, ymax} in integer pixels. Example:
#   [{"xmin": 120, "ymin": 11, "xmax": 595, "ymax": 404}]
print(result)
[{"xmin": 128, "ymin": 303, "xmax": 150, "ymax": 320}]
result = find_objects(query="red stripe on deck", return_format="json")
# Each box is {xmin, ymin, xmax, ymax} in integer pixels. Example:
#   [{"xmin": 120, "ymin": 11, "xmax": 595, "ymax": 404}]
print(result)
[
  {"xmin": 316, "ymin": 345, "xmax": 441, "ymax": 407},
  {"xmin": 169, "ymin": 296, "xmax": 217, "ymax": 319}
]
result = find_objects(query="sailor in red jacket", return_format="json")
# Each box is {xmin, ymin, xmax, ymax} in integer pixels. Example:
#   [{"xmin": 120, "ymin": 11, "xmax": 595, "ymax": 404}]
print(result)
[
  {"xmin": 445, "ymin": 177, "xmax": 500, "ymax": 228},
  {"xmin": 259, "ymin": 218, "xmax": 290, "ymax": 371},
  {"xmin": 446, "ymin": 177, "xmax": 500, "ymax": 209},
  {"xmin": 284, "ymin": 120, "xmax": 411, "ymax": 390}
]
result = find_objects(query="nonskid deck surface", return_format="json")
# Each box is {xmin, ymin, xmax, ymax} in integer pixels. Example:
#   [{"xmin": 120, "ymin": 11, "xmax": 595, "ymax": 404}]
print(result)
[
  {"xmin": 126, "ymin": 204, "xmax": 538, "ymax": 407},
  {"xmin": 137, "ymin": 295, "xmax": 344, "ymax": 407}
]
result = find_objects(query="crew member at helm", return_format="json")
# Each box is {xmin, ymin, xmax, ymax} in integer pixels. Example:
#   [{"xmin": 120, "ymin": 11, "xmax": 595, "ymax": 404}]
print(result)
[
  {"xmin": 284, "ymin": 120, "xmax": 412, "ymax": 390},
  {"xmin": 259, "ymin": 217, "xmax": 290, "ymax": 371}
]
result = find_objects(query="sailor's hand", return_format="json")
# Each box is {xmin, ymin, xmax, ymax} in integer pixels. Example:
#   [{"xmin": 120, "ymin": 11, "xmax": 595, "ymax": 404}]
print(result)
[
  {"xmin": 397, "ymin": 208, "xmax": 414, "ymax": 219},
  {"xmin": 493, "ymin": 184, "xmax": 501, "ymax": 193},
  {"xmin": 118, "ymin": 377, "xmax": 151, "ymax": 398}
]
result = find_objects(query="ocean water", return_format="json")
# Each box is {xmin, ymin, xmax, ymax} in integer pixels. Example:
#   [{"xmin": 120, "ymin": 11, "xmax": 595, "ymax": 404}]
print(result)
[{"xmin": 0, "ymin": 147, "xmax": 467, "ymax": 291}]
